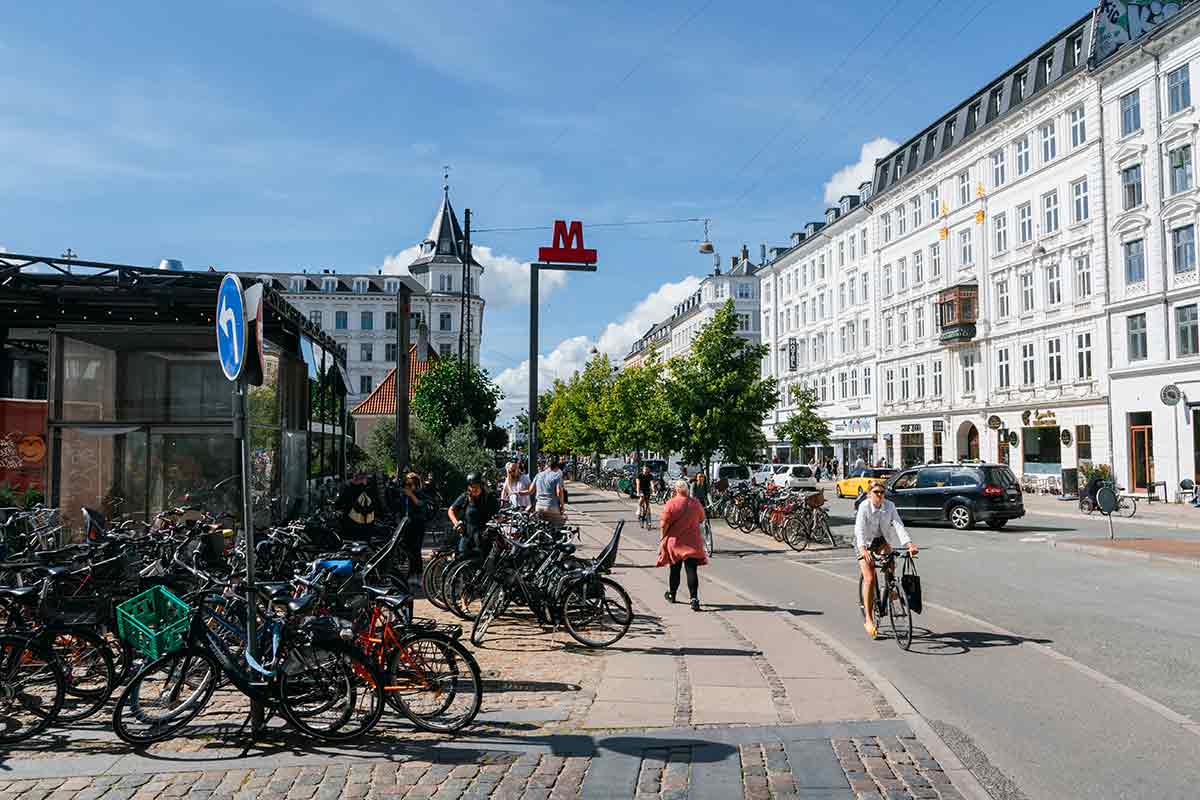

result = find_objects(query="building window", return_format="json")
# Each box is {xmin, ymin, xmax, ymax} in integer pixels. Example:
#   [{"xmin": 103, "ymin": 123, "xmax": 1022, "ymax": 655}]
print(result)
[
  {"xmin": 915, "ymin": 306, "xmax": 925, "ymax": 339},
  {"xmin": 884, "ymin": 315, "xmax": 894, "ymax": 347},
  {"xmin": 1178, "ymin": 304, "xmax": 1200, "ymax": 356},
  {"xmin": 1124, "ymin": 239, "xmax": 1146, "ymax": 284},
  {"xmin": 1020, "ymin": 272, "xmax": 1035, "ymax": 313},
  {"xmin": 291, "ymin": 277, "xmax": 306, "ymax": 292},
  {"xmin": 335, "ymin": 310, "xmax": 348, "ymax": 330},
  {"xmin": 930, "ymin": 243, "xmax": 941, "ymax": 278},
  {"xmin": 838, "ymin": 241, "xmax": 846, "ymax": 267},
  {"xmin": 899, "ymin": 366, "xmax": 910, "ymax": 401},
  {"xmin": 864, "ymin": 366, "xmax": 873, "ymax": 395},
  {"xmin": 385, "ymin": 310, "xmax": 398, "ymax": 330},
  {"xmin": 1072, "ymin": 178, "xmax": 1089, "ymax": 222},
  {"xmin": 439, "ymin": 312, "xmax": 453, "ymax": 332},
  {"xmin": 997, "ymin": 278, "xmax": 1010, "ymax": 318},
  {"xmin": 360, "ymin": 343, "xmax": 373, "ymax": 362},
  {"xmin": 1170, "ymin": 144, "xmax": 1193, "ymax": 193},
  {"xmin": 360, "ymin": 375, "xmax": 372, "ymax": 394},
  {"xmin": 898, "ymin": 258, "xmax": 908, "ymax": 291},
  {"xmin": 322, "ymin": 277, "xmax": 337, "ymax": 293},
  {"xmin": 959, "ymin": 228, "xmax": 973, "ymax": 266},
  {"xmin": 1174, "ymin": 225, "xmax": 1197, "ymax": 273},
  {"xmin": 1042, "ymin": 190, "xmax": 1059, "ymax": 234},
  {"xmin": 439, "ymin": 343, "xmax": 452, "ymax": 357},
  {"xmin": 1021, "ymin": 342, "xmax": 1036, "ymax": 385},
  {"xmin": 994, "ymin": 212, "xmax": 1008, "ymax": 253},
  {"xmin": 849, "ymin": 233, "xmax": 857, "ymax": 260},
  {"xmin": 1040, "ymin": 122, "xmax": 1057, "ymax": 162},
  {"xmin": 308, "ymin": 310, "xmax": 322, "ymax": 327},
  {"xmin": 361, "ymin": 311, "xmax": 374, "ymax": 330},
  {"xmin": 384, "ymin": 278, "xmax": 400, "ymax": 294},
  {"xmin": 885, "ymin": 370, "xmax": 895, "ymax": 403},
  {"xmin": 932, "ymin": 360, "xmax": 943, "ymax": 396},
  {"xmin": 962, "ymin": 352, "xmax": 976, "ymax": 395},
  {"xmin": 838, "ymin": 372, "xmax": 847, "ymax": 399},
  {"xmin": 911, "ymin": 196, "xmax": 922, "ymax": 227},
  {"xmin": 385, "ymin": 342, "xmax": 398, "ymax": 362},
  {"xmin": 1075, "ymin": 255, "xmax": 1092, "ymax": 299},
  {"xmin": 958, "ymin": 172, "xmax": 970, "ymax": 206},
  {"xmin": 1071, "ymin": 35, "xmax": 1083, "ymax": 68},
  {"xmin": 1018, "ymin": 202, "xmax": 1033, "ymax": 243},
  {"xmin": 839, "ymin": 284, "xmax": 846, "ymax": 310},
  {"xmin": 1077, "ymin": 332, "xmax": 1093, "ymax": 379},
  {"xmin": 863, "ymin": 318, "xmax": 871, "ymax": 347},
  {"xmin": 998, "ymin": 347, "xmax": 1011, "ymax": 388},
  {"xmin": 928, "ymin": 187, "xmax": 939, "ymax": 220},
  {"xmin": 737, "ymin": 282, "xmax": 753, "ymax": 299},
  {"xmin": 882, "ymin": 212, "xmax": 892, "ymax": 243},
  {"xmin": 353, "ymin": 279, "xmax": 369, "ymax": 294},
  {"xmin": 991, "ymin": 149, "xmax": 1007, "ymax": 187},
  {"xmin": 1015, "ymin": 71, "xmax": 1027, "ymax": 103},
  {"xmin": 862, "ymin": 272, "xmax": 870, "ymax": 302},
  {"xmin": 1015, "ymin": 136, "xmax": 1030, "ymax": 176},
  {"xmin": 1041, "ymin": 50, "xmax": 1054, "ymax": 84},
  {"xmin": 1121, "ymin": 90, "xmax": 1141, "ymax": 136},
  {"xmin": 1128, "ymin": 313, "xmax": 1149, "ymax": 361},
  {"xmin": 899, "ymin": 311, "xmax": 908, "ymax": 344},
  {"xmin": 915, "ymin": 363, "xmax": 926, "ymax": 398},
  {"xmin": 896, "ymin": 205, "xmax": 907, "ymax": 236},
  {"xmin": 1047, "ymin": 337, "xmax": 1063, "ymax": 383},
  {"xmin": 820, "ymin": 375, "xmax": 828, "ymax": 403},
  {"xmin": 883, "ymin": 265, "xmax": 893, "ymax": 296},
  {"xmin": 1169, "ymin": 64, "xmax": 1192, "ymax": 115},
  {"xmin": 912, "ymin": 251, "xmax": 923, "ymax": 283},
  {"xmin": 848, "ymin": 276, "xmax": 857, "ymax": 304},
  {"xmin": 1121, "ymin": 164, "xmax": 1144, "ymax": 209},
  {"xmin": 1077, "ymin": 425, "xmax": 1093, "ymax": 460},
  {"xmin": 1046, "ymin": 263, "xmax": 1062, "ymax": 306},
  {"xmin": 438, "ymin": 274, "xmax": 454, "ymax": 292},
  {"xmin": 1069, "ymin": 105, "xmax": 1087, "ymax": 147}
]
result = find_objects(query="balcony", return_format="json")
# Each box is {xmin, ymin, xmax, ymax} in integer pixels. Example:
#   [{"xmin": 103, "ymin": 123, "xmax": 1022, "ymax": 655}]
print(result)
[{"xmin": 937, "ymin": 285, "xmax": 978, "ymax": 344}]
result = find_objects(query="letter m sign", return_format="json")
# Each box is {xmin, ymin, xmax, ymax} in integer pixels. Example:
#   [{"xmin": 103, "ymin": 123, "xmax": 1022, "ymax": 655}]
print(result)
[{"xmin": 538, "ymin": 220, "xmax": 598, "ymax": 264}]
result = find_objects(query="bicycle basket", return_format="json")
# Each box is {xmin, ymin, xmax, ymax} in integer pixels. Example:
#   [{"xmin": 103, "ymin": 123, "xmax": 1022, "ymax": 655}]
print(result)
[
  {"xmin": 901, "ymin": 558, "xmax": 923, "ymax": 614},
  {"xmin": 804, "ymin": 491, "xmax": 826, "ymax": 509},
  {"xmin": 40, "ymin": 590, "xmax": 111, "ymax": 626},
  {"xmin": 116, "ymin": 584, "xmax": 192, "ymax": 659}
]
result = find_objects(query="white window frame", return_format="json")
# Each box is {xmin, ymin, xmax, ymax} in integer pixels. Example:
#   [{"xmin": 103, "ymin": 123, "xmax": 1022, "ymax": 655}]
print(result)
[
  {"xmin": 997, "ymin": 278, "xmax": 1010, "ymax": 318},
  {"xmin": 1069, "ymin": 105, "xmax": 1087, "ymax": 148},
  {"xmin": 991, "ymin": 149, "xmax": 1007, "ymax": 187},
  {"xmin": 1074, "ymin": 255, "xmax": 1092, "ymax": 299},
  {"xmin": 1072, "ymin": 178, "xmax": 1089, "ymax": 222},
  {"xmin": 1020, "ymin": 272, "xmax": 1035, "ymax": 314},
  {"xmin": 1042, "ymin": 189, "xmax": 1059, "ymax": 234},
  {"xmin": 1015, "ymin": 135, "xmax": 1030, "ymax": 175},
  {"xmin": 994, "ymin": 212, "xmax": 1008, "ymax": 253}
]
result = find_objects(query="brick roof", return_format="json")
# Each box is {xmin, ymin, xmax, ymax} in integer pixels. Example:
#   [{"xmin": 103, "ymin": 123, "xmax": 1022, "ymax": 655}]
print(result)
[{"xmin": 351, "ymin": 346, "xmax": 436, "ymax": 416}]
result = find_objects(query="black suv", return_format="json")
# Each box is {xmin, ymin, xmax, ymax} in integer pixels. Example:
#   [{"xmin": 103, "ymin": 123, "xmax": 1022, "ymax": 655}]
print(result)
[{"xmin": 853, "ymin": 463, "xmax": 1024, "ymax": 530}]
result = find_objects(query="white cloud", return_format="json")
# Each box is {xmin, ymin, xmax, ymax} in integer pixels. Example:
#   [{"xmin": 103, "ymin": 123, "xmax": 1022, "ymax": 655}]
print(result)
[
  {"xmin": 493, "ymin": 275, "xmax": 702, "ymax": 420},
  {"xmin": 823, "ymin": 137, "xmax": 898, "ymax": 205},
  {"xmin": 379, "ymin": 244, "xmax": 565, "ymax": 308}
]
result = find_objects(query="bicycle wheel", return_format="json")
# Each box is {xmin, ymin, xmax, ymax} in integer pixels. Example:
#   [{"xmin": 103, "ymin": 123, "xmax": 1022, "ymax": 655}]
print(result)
[
  {"xmin": 561, "ymin": 576, "xmax": 633, "ymax": 648},
  {"xmin": 1078, "ymin": 497, "xmax": 1095, "ymax": 515},
  {"xmin": 815, "ymin": 512, "xmax": 836, "ymax": 547},
  {"xmin": 112, "ymin": 648, "xmax": 219, "ymax": 746},
  {"xmin": 422, "ymin": 553, "xmax": 454, "ymax": 611},
  {"xmin": 703, "ymin": 519, "xmax": 715, "ymax": 556},
  {"xmin": 277, "ymin": 641, "xmax": 384, "ymax": 743},
  {"xmin": 886, "ymin": 580, "xmax": 913, "ymax": 651},
  {"xmin": 446, "ymin": 559, "xmax": 485, "ymax": 621},
  {"xmin": 1117, "ymin": 497, "xmax": 1138, "ymax": 519},
  {"xmin": 48, "ymin": 627, "xmax": 116, "ymax": 723},
  {"xmin": 386, "ymin": 633, "xmax": 482, "ymax": 734},
  {"xmin": 470, "ymin": 583, "xmax": 507, "ymax": 646},
  {"xmin": 784, "ymin": 517, "xmax": 810, "ymax": 552},
  {"xmin": 0, "ymin": 635, "xmax": 65, "ymax": 745}
]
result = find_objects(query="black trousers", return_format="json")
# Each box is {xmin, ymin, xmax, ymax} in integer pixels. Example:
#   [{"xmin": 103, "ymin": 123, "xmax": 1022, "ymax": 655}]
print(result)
[
  {"xmin": 668, "ymin": 559, "xmax": 700, "ymax": 599},
  {"xmin": 403, "ymin": 523, "xmax": 427, "ymax": 578}
]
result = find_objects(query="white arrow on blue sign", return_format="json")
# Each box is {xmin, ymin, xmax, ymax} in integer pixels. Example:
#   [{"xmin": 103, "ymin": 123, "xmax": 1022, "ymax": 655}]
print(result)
[{"xmin": 216, "ymin": 273, "xmax": 247, "ymax": 381}]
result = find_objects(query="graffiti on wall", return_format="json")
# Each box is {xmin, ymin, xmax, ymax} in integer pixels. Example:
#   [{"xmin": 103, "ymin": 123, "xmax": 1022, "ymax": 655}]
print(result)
[{"xmin": 1094, "ymin": 1, "xmax": 1195, "ymax": 64}]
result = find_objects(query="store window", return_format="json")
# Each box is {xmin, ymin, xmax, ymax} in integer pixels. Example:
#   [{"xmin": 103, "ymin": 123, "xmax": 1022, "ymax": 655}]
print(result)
[
  {"xmin": 900, "ymin": 426, "xmax": 924, "ymax": 468},
  {"xmin": 1076, "ymin": 425, "xmax": 1092, "ymax": 461},
  {"xmin": 1023, "ymin": 425, "xmax": 1063, "ymax": 474}
]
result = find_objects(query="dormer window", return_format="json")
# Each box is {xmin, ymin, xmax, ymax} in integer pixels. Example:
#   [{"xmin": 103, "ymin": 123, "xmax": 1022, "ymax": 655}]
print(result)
[
  {"xmin": 967, "ymin": 102, "xmax": 980, "ymax": 134},
  {"xmin": 290, "ymin": 277, "xmax": 306, "ymax": 292},
  {"xmin": 353, "ymin": 279, "xmax": 369, "ymax": 294},
  {"xmin": 384, "ymin": 279, "xmax": 400, "ymax": 294},
  {"xmin": 1041, "ymin": 51, "xmax": 1054, "ymax": 85},
  {"xmin": 1014, "ymin": 70, "xmax": 1027, "ymax": 102},
  {"xmin": 943, "ymin": 118, "xmax": 956, "ymax": 151},
  {"xmin": 894, "ymin": 154, "xmax": 905, "ymax": 180},
  {"xmin": 322, "ymin": 277, "xmax": 337, "ymax": 293},
  {"xmin": 925, "ymin": 132, "xmax": 937, "ymax": 160}
]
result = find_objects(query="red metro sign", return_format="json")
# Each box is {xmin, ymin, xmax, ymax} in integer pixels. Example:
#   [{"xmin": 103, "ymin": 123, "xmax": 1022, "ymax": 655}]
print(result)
[{"xmin": 538, "ymin": 220, "xmax": 597, "ymax": 265}]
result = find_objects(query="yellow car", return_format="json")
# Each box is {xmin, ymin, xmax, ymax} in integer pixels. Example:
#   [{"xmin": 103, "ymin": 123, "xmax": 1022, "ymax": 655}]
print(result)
[{"xmin": 835, "ymin": 468, "xmax": 896, "ymax": 499}]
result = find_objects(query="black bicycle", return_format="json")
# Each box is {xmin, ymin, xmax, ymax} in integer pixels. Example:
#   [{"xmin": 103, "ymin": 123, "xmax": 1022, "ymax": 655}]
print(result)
[{"xmin": 857, "ymin": 551, "xmax": 915, "ymax": 651}]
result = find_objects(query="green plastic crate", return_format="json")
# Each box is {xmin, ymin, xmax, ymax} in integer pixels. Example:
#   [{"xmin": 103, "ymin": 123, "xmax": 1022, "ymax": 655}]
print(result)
[{"xmin": 116, "ymin": 585, "xmax": 192, "ymax": 659}]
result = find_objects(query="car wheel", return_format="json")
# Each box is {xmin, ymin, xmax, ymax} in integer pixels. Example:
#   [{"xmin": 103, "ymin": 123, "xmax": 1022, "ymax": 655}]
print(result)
[
  {"xmin": 948, "ymin": 504, "xmax": 975, "ymax": 531},
  {"xmin": 834, "ymin": 486, "xmax": 844, "ymax": 498}
]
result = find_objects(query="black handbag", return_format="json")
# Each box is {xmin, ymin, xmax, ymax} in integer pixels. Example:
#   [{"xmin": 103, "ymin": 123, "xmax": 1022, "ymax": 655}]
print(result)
[{"xmin": 901, "ymin": 556, "xmax": 923, "ymax": 614}]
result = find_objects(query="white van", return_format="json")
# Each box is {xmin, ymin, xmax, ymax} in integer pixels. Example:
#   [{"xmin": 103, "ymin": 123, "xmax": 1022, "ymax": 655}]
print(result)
[
  {"xmin": 767, "ymin": 464, "xmax": 818, "ymax": 491},
  {"xmin": 710, "ymin": 463, "xmax": 752, "ymax": 489}
]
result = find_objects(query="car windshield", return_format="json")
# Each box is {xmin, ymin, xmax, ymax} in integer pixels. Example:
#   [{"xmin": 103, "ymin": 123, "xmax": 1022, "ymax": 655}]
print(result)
[
  {"xmin": 773, "ymin": 465, "xmax": 789, "ymax": 474},
  {"xmin": 720, "ymin": 465, "xmax": 750, "ymax": 479}
]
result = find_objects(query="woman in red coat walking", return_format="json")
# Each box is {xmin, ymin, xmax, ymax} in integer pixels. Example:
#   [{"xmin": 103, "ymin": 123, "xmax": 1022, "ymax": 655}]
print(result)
[{"xmin": 657, "ymin": 479, "xmax": 709, "ymax": 611}]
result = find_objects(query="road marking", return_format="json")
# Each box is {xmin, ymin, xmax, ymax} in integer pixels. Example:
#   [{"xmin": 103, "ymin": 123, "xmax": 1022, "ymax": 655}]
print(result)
[
  {"xmin": 1018, "ymin": 536, "xmax": 1047, "ymax": 543},
  {"xmin": 939, "ymin": 545, "xmax": 966, "ymax": 552},
  {"xmin": 794, "ymin": 559, "xmax": 1200, "ymax": 740}
]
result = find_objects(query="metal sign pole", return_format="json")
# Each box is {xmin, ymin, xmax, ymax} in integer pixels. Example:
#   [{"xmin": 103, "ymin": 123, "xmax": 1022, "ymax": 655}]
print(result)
[
  {"xmin": 234, "ymin": 377, "xmax": 263, "ymax": 731},
  {"xmin": 528, "ymin": 265, "xmax": 539, "ymax": 474}
]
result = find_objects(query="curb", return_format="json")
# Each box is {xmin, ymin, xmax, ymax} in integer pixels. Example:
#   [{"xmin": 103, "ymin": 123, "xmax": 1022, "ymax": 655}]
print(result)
[
  {"xmin": 1022, "ymin": 504, "xmax": 1198, "ymax": 530},
  {"xmin": 1051, "ymin": 538, "xmax": 1200, "ymax": 569}
]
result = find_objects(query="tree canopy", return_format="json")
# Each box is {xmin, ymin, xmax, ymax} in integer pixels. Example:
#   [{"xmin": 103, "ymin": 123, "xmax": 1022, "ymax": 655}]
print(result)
[
  {"xmin": 411, "ymin": 355, "xmax": 504, "ymax": 445},
  {"xmin": 774, "ymin": 386, "xmax": 831, "ymax": 452}
]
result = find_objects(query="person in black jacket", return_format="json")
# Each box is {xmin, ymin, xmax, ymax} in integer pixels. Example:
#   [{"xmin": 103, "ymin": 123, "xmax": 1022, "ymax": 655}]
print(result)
[
  {"xmin": 337, "ymin": 472, "xmax": 383, "ymax": 542},
  {"xmin": 447, "ymin": 472, "xmax": 498, "ymax": 554},
  {"xmin": 393, "ymin": 471, "xmax": 427, "ymax": 589}
]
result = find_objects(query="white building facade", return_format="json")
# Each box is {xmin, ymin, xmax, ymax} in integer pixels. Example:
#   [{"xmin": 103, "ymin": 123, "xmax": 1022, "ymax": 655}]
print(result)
[
  {"xmin": 1095, "ymin": 2, "xmax": 1200, "ymax": 499},
  {"xmin": 872, "ymin": 11, "xmax": 1109, "ymax": 491},
  {"xmin": 667, "ymin": 250, "xmax": 761, "ymax": 361},
  {"xmin": 760, "ymin": 194, "xmax": 877, "ymax": 466}
]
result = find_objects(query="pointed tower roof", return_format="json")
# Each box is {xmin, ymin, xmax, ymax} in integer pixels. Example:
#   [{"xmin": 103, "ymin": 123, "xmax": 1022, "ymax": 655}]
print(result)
[{"xmin": 407, "ymin": 188, "xmax": 483, "ymax": 275}]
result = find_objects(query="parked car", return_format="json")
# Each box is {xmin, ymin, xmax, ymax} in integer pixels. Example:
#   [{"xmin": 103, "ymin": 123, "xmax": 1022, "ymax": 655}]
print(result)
[
  {"xmin": 835, "ymin": 468, "xmax": 896, "ymax": 499},
  {"xmin": 753, "ymin": 464, "xmax": 784, "ymax": 485},
  {"xmin": 852, "ymin": 462, "xmax": 1024, "ymax": 530},
  {"xmin": 710, "ymin": 463, "xmax": 752, "ymax": 489},
  {"xmin": 767, "ymin": 464, "xmax": 818, "ymax": 491}
]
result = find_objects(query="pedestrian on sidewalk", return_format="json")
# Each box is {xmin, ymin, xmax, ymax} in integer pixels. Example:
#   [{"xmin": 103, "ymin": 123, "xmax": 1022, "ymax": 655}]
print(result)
[
  {"xmin": 525, "ymin": 457, "xmax": 567, "ymax": 530},
  {"xmin": 657, "ymin": 479, "xmax": 708, "ymax": 612},
  {"xmin": 501, "ymin": 461, "xmax": 532, "ymax": 509},
  {"xmin": 394, "ymin": 472, "xmax": 427, "ymax": 590}
]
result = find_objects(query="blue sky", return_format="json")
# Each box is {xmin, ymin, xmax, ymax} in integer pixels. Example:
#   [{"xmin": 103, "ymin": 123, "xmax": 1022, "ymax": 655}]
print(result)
[{"xmin": 3, "ymin": 1, "xmax": 1091, "ymax": 419}]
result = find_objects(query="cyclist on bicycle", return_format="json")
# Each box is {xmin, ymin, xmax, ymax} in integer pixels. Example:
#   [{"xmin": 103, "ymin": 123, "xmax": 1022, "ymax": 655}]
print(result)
[
  {"xmin": 636, "ymin": 465, "xmax": 653, "ymax": 521},
  {"xmin": 854, "ymin": 480, "xmax": 918, "ymax": 640}
]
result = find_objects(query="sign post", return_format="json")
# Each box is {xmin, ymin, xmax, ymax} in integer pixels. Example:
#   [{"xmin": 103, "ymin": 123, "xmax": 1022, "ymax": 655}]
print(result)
[
  {"xmin": 216, "ymin": 274, "xmax": 264, "ymax": 732},
  {"xmin": 1096, "ymin": 484, "xmax": 1118, "ymax": 541},
  {"xmin": 527, "ymin": 221, "xmax": 598, "ymax": 473}
]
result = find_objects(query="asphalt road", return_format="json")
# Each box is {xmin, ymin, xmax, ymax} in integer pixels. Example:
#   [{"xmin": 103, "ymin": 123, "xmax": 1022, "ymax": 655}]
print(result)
[{"xmin": 569, "ymin": 485, "xmax": 1200, "ymax": 800}]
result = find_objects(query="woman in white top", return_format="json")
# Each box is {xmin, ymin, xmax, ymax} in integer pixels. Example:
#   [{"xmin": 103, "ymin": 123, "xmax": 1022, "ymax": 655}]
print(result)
[{"xmin": 501, "ymin": 462, "xmax": 532, "ymax": 508}]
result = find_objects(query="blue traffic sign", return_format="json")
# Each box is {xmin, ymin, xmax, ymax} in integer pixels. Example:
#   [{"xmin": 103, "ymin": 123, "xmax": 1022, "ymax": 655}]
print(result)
[{"xmin": 216, "ymin": 274, "xmax": 247, "ymax": 381}]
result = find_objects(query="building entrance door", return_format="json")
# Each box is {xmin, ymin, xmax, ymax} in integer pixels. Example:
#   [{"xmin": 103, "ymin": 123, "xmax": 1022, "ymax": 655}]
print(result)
[{"xmin": 1129, "ymin": 423, "xmax": 1154, "ymax": 491}]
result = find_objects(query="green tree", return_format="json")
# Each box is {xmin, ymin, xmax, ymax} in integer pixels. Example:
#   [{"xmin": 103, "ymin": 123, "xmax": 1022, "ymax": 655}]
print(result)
[
  {"xmin": 663, "ymin": 300, "xmax": 778, "ymax": 476},
  {"xmin": 364, "ymin": 416, "xmax": 500, "ymax": 500},
  {"xmin": 411, "ymin": 355, "xmax": 504, "ymax": 445},
  {"xmin": 774, "ymin": 386, "xmax": 830, "ymax": 454},
  {"xmin": 601, "ymin": 353, "xmax": 673, "ymax": 459},
  {"xmin": 538, "ymin": 355, "xmax": 616, "ymax": 467}
]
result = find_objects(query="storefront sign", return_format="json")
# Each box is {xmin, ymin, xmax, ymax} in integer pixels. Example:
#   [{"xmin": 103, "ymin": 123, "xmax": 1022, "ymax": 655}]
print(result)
[
  {"xmin": 1007, "ymin": 431, "xmax": 1019, "ymax": 447},
  {"xmin": 1061, "ymin": 428, "xmax": 1073, "ymax": 447},
  {"xmin": 832, "ymin": 417, "xmax": 875, "ymax": 436},
  {"xmin": 0, "ymin": 400, "xmax": 48, "ymax": 492},
  {"xmin": 932, "ymin": 420, "xmax": 944, "ymax": 433},
  {"xmin": 788, "ymin": 338, "xmax": 798, "ymax": 372},
  {"xmin": 1161, "ymin": 384, "xmax": 1182, "ymax": 406},
  {"xmin": 1022, "ymin": 408, "xmax": 1058, "ymax": 428},
  {"xmin": 901, "ymin": 423, "xmax": 922, "ymax": 433},
  {"xmin": 987, "ymin": 415, "xmax": 1003, "ymax": 430}
]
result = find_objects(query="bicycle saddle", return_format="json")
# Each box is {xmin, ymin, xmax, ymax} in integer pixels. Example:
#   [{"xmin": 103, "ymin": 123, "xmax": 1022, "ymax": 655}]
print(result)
[
  {"xmin": 0, "ymin": 585, "xmax": 39, "ymax": 604},
  {"xmin": 31, "ymin": 564, "xmax": 70, "ymax": 579},
  {"xmin": 287, "ymin": 593, "xmax": 317, "ymax": 614},
  {"xmin": 363, "ymin": 584, "xmax": 412, "ymax": 610},
  {"xmin": 555, "ymin": 542, "xmax": 577, "ymax": 555},
  {"xmin": 255, "ymin": 582, "xmax": 292, "ymax": 600}
]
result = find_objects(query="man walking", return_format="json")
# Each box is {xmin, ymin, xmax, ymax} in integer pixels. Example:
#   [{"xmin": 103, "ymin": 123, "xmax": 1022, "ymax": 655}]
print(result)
[{"xmin": 527, "ymin": 457, "xmax": 567, "ymax": 529}]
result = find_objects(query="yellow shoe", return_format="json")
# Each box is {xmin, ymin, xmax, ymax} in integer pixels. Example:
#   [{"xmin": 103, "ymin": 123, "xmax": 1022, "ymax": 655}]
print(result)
[{"xmin": 864, "ymin": 620, "xmax": 877, "ymax": 639}]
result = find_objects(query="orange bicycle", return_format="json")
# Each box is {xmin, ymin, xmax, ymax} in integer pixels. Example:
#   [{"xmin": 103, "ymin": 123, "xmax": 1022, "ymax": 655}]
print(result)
[{"xmin": 356, "ymin": 587, "xmax": 482, "ymax": 734}]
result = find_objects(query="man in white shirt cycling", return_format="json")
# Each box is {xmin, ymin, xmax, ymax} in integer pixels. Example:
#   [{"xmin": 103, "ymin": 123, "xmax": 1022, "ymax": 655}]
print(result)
[{"xmin": 855, "ymin": 479, "xmax": 919, "ymax": 639}]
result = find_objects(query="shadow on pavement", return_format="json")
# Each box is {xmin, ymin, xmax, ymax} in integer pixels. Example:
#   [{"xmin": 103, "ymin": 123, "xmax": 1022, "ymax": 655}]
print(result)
[
  {"xmin": 702, "ymin": 602, "xmax": 823, "ymax": 617},
  {"xmin": 905, "ymin": 627, "xmax": 1053, "ymax": 656}
]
